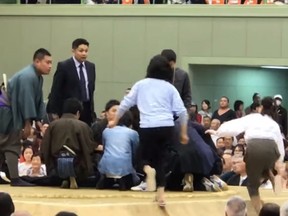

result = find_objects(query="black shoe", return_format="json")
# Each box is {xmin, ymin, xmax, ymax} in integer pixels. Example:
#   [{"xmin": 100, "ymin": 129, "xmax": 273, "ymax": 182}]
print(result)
[
  {"xmin": 10, "ymin": 178, "xmax": 35, "ymax": 187},
  {"xmin": 96, "ymin": 174, "xmax": 105, "ymax": 189},
  {"xmin": 119, "ymin": 174, "xmax": 133, "ymax": 191},
  {"xmin": 60, "ymin": 180, "xmax": 69, "ymax": 188}
]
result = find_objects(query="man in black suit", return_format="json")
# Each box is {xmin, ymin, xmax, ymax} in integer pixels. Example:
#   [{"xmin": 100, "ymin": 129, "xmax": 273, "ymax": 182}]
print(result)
[
  {"xmin": 47, "ymin": 38, "xmax": 96, "ymax": 125},
  {"xmin": 161, "ymin": 49, "xmax": 192, "ymax": 109},
  {"xmin": 227, "ymin": 156, "xmax": 248, "ymax": 186},
  {"xmin": 274, "ymin": 94, "xmax": 287, "ymax": 137}
]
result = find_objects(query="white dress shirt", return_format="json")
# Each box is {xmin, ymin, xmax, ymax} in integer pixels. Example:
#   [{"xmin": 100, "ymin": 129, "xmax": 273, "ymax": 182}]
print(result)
[
  {"xmin": 73, "ymin": 56, "xmax": 89, "ymax": 100},
  {"xmin": 216, "ymin": 113, "xmax": 285, "ymax": 161},
  {"xmin": 239, "ymin": 175, "xmax": 247, "ymax": 186}
]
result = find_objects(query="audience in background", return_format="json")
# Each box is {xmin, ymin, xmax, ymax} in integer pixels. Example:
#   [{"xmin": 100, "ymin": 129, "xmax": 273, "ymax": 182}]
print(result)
[
  {"xmin": 189, "ymin": 102, "xmax": 202, "ymax": 123},
  {"xmin": 225, "ymin": 196, "xmax": 247, "ymax": 216},
  {"xmin": 212, "ymin": 96, "xmax": 237, "ymax": 124},
  {"xmin": 274, "ymin": 94, "xmax": 287, "ymax": 137},
  {"xmin": 227, "ymin": 156, "xmax": 248, "ymax": 186},
  {"xmin": 259, "ymin": 203, "xmax": 280, "ymax": 216},
  {"xmin": 199, "ymin": 99, "xmax": 212, "ymax": 120},
  {"xmin": 216, "ymin": 137, "xmax": 225, "ymax": 149},
  {"xmin": 26, "ymin": 153, "xmax": 47, "ymax": 177},
  {"xmin": 245, "ymin": 93, "xmax": 261, "ymax": 115},
  {"xmin": 210, "ymin": 119, "xmax": 221, "ymax": 144},
  {"xmin": 0, "ymin": 192, "xmax": 15, "ymax": 216},
  {"xmin": 234, "ymin": 100, "xmax": 245, "ymax": 118},
  {"xmin": 18, "ymin": 146, "xmax": 34, "ymax": 176},
  {"xmin": 224, "ymin": 136, "xmax": 234, "ymax": 150},
  {"xmin": 232, "ymin": 144, "xmax": 245, "ymax": 157},
  {"xmin": 202, "ymin": 115, "xmax": 211, "ymax": 129},
  {"xmin": 55, "ymin": 212, "xmax": 78, "ymax": 216}
]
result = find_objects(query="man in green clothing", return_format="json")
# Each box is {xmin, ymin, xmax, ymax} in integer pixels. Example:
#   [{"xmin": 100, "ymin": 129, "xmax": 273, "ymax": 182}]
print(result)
[{"xmin": 0, "ymin": 48, "xmax": 52, "ymax": 186}]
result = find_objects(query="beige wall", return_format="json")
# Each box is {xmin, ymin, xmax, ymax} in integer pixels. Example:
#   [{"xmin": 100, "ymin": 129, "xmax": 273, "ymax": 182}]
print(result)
[{"xmin": 0, "ymin": 5, "xmax": 288, "ymax": 114}]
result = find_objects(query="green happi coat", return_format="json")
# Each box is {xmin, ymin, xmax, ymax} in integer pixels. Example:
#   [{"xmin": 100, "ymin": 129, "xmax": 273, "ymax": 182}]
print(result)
[
  {"xmin": 0, "ymin": 65, "xmax": 45, "ymax": 154},
  {"xmin": 8, "ymin": 64, "xmax": 45, "ymax": 131}
]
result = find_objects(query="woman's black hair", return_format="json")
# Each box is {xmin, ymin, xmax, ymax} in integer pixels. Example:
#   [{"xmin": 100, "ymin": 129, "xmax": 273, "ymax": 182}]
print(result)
[
  {"xmin": 21, "ymin": 145, "xmax": 33, "ymax": 157},
  {"xmin": 261, "ymin": 96, "xmax": 277, "ymax": 121},
  {"xmin": 234, "ymin": 100, "xmax": 244, "ymax": 111},
  {"xmin": 118, "ymin": 111, "xmax": 133, "ymax": 127},
  {"xmin": 232, "ymin": 144, "xmax": 246, "ymax": 156},
  {"xmin": 201, "ymin": 99, "xmax": 211, "ymax": 109},
  {"xmin": 146, "ymin": 55, "xmax": 173, "ymax": 83},
  {"xmin": 105, "ymin": 99, "xmax": 120, "ymax": 112}
]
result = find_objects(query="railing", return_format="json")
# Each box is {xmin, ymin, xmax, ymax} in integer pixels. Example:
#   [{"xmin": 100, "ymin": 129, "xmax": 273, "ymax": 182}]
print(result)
[{"xmin": 0, "ymin": 0, "xmax": 287, "ymax": 4}]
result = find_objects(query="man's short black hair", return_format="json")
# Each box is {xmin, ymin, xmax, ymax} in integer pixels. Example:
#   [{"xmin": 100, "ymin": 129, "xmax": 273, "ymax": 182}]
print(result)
[
  {"xmin": 221, "ymin": 96, "xmax": 229, "ymax": 103},
  {"xmin": 33, "ymin": 48, "xmax": 51, "ymax": 61},
  {"xmin": 250, "ymin": 101, "xmax": 261, "ymax": 111},
  {"xmin": 55, "ymin": 211, "xmax": 78, "ymax": 216},
  {"xmin": 72, "ymin": 38, "xmax": 89, "ymax": 49},
  {"xmin": 146, "ymin": 55, "xmax": 173, "ymax": 83},
  {"xmin": 252, "ymin": 92, "xmax": 260, "ymax": 100},
  {"xmin": 261, "ymin": 96, "xmax": 277, "ymax": 121},
  {"xmin": 259, "ymin": 203, "xmax": 280, "ymax": 216},
  {"xmin": 161, "ymin": 49, "xmax": 177, "ymax": 62},
  {"xmin": 105, "ymin": 99, "xmax": 120, "ymax": 112},
  {"xmin": 31, "ymin": 152, "xmax": 41, "ymax": 160},
  {"xmin": 62, "ymin": 98, "xmax": 83, "ymax": 115},
  {"xmin": 203, "ymin": 115, "xmax": 211, "ymax": 120}
]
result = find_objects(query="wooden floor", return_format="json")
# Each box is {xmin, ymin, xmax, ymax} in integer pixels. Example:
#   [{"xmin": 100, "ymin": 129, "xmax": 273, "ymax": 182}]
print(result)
[{"xmin": 1, "ymin": 185, "xmax": 288, "ymax": 216}]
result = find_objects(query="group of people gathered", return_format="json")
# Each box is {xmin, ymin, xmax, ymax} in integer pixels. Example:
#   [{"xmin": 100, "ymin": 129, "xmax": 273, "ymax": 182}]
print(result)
[{"xmin": 0, "ymin": 38, "xmax": 287, "ymax": 214}]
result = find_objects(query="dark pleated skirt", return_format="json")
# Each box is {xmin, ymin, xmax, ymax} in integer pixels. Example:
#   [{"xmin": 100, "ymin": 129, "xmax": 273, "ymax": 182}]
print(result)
[{"xmin": 175, "ymin": 122, "xmax": 218, "ymax": 176}]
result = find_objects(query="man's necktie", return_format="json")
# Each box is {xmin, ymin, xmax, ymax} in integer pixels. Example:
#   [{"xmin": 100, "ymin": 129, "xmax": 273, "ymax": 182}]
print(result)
[{"xmin": 79, "ymin": 63, "xmax": 88, "ymax": 102}]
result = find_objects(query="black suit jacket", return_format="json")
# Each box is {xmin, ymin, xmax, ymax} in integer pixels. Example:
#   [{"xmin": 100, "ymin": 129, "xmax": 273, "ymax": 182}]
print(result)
[
  {"xmin": 47, "ymin": 57, "xmax": 96, "ymax": 119},
  {"xmin": 227, "ymin": 174, "xmax": 248, "ymax": 186},
  {"xmin": 173, "ymin": 68, "xmax": 192, "ymax": 109}
]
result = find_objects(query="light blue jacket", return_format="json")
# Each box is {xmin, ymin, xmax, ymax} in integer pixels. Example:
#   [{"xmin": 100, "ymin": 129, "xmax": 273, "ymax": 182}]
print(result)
[{"xmin": 98, "ymin": 126, "xmax": 139, "ymax": 177}]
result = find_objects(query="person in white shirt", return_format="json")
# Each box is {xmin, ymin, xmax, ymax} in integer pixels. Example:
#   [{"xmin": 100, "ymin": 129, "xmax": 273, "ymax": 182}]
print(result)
[
  {"xmin": 210, "ymin": 119, "xmax": 221, "ymax": 145},
  {"xmin": 206, "ymin": 96, "xmax": 285, "ymax": 214},
  {"xmin": 109, "ymin": 55, "xmax": 188, "ymax": 207}
]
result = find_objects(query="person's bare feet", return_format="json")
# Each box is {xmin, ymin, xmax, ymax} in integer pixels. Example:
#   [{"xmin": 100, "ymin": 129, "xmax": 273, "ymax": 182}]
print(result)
[
  {"xmin": 274, "ymin": 175, "xmax": 282, "ymax": 195},
  {"xmin": 143, "ymin": 165, "xmax": 156, "ymax": 192},
  {"xmin": 69, "ymin": 177, "xmax": 78, "ymax": 189},
  {"xmin": 156, "ymin": 187, "xmax": 166, "ymax": 208}
]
